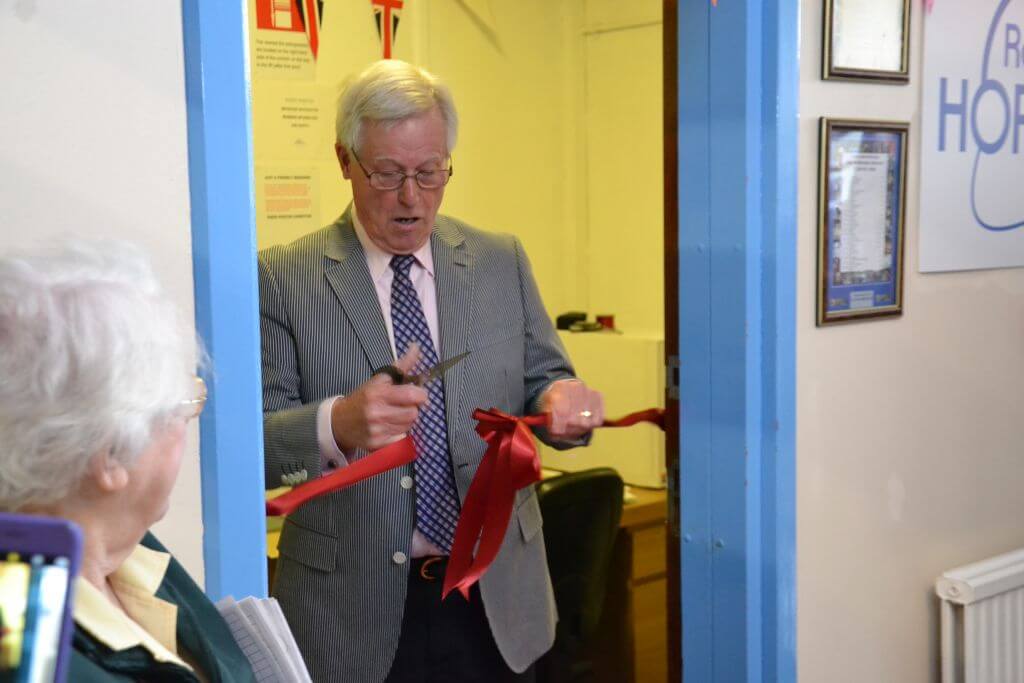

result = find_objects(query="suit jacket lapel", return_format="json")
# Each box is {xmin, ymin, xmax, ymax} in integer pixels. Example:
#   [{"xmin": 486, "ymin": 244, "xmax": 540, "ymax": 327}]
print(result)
[
  {"xmin": 432, "ymin": 217, "xmax": 473, "ymax": 450},
  {"xmin": 322, "ymin": 211, "xmax": 394, "ymax": 373}
]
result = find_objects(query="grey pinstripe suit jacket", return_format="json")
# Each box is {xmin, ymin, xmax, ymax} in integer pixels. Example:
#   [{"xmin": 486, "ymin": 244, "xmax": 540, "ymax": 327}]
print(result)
[{"xmin": 259, "ymin": 210, "xmax": 574, "ymax": 682}]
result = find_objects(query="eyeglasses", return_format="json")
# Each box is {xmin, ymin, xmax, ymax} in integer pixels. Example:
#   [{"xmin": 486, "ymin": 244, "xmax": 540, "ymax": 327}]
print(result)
[
  {"xmin": 351, "ymin": 150, "xmax": 453, "ymax": 191},
  {"xmin": 178, "ymin": 376, "xmax": 207, "ymax": 420}
]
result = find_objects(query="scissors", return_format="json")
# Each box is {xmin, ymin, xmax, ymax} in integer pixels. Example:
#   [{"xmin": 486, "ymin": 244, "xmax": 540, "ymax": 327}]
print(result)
[{"xmin": 373, "ymin": 351, "xmax": 470, "ymax": 387}]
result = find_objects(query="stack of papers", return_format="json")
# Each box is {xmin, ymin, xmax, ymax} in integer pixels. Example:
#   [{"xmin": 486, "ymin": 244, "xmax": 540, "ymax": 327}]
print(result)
[{"xmin": 215, "ymin": 595, "xmax": 312, "ymax": 683}]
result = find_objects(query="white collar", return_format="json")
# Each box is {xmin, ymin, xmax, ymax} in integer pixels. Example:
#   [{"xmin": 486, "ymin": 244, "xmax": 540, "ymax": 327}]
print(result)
[{"xmin": 351, "ymin": 207, "xmax": 435, "ymax": 284}]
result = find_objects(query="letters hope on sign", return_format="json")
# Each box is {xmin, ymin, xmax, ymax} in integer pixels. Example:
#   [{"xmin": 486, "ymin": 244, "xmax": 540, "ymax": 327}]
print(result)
[{"xmin": 919, "ymin": 0, "xmax": 1024, "ymax": 271}]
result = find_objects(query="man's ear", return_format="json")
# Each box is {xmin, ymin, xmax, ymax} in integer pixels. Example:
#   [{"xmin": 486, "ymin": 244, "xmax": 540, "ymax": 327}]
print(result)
[
  {"xmin": 88, "ymin": 452, "xmax": 129, "ymax": 493},
  {"xmin": 336, "ymin": 144, "xmax": 353, "ymax": 179}
]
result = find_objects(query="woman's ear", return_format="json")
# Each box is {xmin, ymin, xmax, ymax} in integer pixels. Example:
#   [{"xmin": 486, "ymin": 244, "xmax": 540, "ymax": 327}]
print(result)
[{"xmin": 88, "ymin": 452, "xmax": 129, "ymax": 493}]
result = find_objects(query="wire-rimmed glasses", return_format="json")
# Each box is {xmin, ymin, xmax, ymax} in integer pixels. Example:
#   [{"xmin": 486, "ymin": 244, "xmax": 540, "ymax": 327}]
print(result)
[{"xmin": 351, "ymin": 151, "xmax": 453, "ymax": 191}]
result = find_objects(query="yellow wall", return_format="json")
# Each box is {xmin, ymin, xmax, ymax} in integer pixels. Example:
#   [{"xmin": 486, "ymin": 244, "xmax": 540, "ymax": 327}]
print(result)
[
  {"xmin": 581, "ymin": 0, "xmax": 663, "ymax": 336},
  {"xmin": 537, "ymin": 0, "xmax": 666, "ymax": 486}
]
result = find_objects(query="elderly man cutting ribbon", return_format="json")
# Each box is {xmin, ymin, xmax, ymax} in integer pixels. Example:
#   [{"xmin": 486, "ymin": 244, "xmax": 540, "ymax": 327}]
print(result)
[
  {"xmin": 259, "ymin": 59, "xmax": 604, "ymax": 683},
  {"xmin": 266, "ymin": 401, "xmax": 665, "ymax": 596},
  {"xmin": 266, "ymin": 352, "xmax": 664, "ymax": 603}
]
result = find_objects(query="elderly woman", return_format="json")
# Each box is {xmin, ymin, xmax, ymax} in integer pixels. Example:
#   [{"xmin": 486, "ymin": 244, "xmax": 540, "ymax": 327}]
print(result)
[{"xmin": 0, "ymin": 242, "xmax": 256, "ymax": 682}]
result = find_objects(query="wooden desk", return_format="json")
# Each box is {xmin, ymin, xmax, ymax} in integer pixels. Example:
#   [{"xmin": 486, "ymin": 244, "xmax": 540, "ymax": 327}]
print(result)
[{"xmin": 591, "ymin": 487, "xmax": 668, "ymax": 683}]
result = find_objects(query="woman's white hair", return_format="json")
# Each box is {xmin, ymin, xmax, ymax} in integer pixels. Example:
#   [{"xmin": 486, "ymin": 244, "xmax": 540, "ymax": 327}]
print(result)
[
  {"xmin": 0, "ymin": 241, "xmax": 199, "ymax": 510},
  {"xmin": 336, "ymin": 59, "xmax": 459, "ymax": 154}
]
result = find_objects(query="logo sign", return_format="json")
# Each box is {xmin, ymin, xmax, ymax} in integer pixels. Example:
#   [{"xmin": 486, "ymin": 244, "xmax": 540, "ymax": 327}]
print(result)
[{"xmin": 920, "ymin": 0, "xmax": 1024, "ymax": 271}]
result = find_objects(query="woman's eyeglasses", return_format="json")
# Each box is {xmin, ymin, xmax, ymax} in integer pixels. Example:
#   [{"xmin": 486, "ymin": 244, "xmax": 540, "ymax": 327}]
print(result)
[{"xmin": 178, "ymin": 376, "xmax": 207, "ymax": 420}]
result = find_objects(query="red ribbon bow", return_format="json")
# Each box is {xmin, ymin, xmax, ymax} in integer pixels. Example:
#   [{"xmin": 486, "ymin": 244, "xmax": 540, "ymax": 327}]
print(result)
[
  {"xmin": 442, "ymin": 409, "xmax": 548, "ymax": 599},
  {"xmin": 441, "ymin": 407, "xmax": 665, "ymax": 598}
]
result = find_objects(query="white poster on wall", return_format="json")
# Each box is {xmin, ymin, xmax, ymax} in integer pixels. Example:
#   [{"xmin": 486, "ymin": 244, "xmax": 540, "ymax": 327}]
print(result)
[{"xmin": 919, "ymin": 0, "xmax": 1024, "ymax": 272}]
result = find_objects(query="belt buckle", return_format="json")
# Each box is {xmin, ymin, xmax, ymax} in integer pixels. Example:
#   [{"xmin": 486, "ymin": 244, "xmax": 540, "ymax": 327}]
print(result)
[{"xmin": 419, "ymin": 556, "xmax": 443, "ymax": 582}]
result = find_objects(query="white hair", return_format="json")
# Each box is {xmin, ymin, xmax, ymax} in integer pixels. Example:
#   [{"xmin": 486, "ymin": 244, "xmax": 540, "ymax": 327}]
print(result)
[
  {"xmin": 0, "ymin": 241, "xmax": 199, "ymax": 510},
  {"xmin": 336, "ymin": 59, "xmax": 459, "ymax": 154}
]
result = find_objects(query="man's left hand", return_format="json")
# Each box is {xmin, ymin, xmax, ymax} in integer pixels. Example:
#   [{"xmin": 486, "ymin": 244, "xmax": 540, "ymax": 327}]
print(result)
[{"xmin": 539, "ymin": 379, "xmax": 605, "ymax": 441}]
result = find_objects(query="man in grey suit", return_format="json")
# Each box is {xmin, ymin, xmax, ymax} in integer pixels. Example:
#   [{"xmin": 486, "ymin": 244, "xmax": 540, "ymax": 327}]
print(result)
[{"xmin": 259, "ymin": 59, "xmax": 604, "ymax": 683}]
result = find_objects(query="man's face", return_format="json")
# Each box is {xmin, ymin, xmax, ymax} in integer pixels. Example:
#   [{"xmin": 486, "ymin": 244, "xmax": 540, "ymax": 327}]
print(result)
[{"xmin": 337, "ymin": 107, "xmax": 449, "ymax": 255}]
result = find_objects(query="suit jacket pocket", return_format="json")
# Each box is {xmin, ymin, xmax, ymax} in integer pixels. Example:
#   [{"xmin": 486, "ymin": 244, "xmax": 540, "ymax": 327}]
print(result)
[
  {"xmin": 278, "ymin": 519, "xmax": 338, "ymax": 572},
  {"xmin": 516, "ymin": 488, "xmax": 543, "ymax": 543}
]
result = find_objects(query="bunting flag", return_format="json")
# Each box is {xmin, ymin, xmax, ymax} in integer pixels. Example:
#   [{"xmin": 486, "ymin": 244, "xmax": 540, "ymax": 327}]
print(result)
[
  {"xmin": 255, "ymin": 0, "xmax": 304, "ymax": 32},
  {"xmin": 254, "ymin": 0, "xmax": 322, "ymax": 59},
  {"xmin": 295, "ymin": 0, "xmax": 324, "ymax": 59},
  {"xmin": 372, "ymin": 0, "xmax": 404, "ymax": 59}
]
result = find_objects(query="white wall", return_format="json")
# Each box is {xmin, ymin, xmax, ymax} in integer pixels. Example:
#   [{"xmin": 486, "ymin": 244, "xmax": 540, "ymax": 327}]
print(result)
[
  {"xmin": 0, "ymin": 1, "xmax": 204, "ymax": 582},
  {"xmin": 798, "ymin": 2, "xmax": 1024, "ymax": 681}
]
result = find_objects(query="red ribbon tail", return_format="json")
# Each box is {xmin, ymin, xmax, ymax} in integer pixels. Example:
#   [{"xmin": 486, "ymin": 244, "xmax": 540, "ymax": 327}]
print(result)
[
  {"xmin": 442, "ymin": 437, "xmax": 498, "ymax": 599},
  {"xmin": 443, "ymin": 431, "xmax": 523, "ymax": 599},
  {"xmin": 601, "ymin": 407, "xmax": 666, "ymax": 431},
  {"xmin": 443, "ymin": 410, "xmax": 542, "ymax": 599}
]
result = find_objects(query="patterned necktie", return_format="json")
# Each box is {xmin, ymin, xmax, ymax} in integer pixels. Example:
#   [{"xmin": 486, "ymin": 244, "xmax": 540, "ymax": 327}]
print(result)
[{"xmin": 389, "ymin": 254, "xmax": 461, "ymax": 552}]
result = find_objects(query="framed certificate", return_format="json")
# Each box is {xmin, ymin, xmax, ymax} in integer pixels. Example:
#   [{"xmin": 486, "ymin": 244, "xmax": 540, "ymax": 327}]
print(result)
[
  {"xmin": 817, "ymin": 118, "xmax": 908, "ymax": 326},
  {"xmin": 823, "ymin": 0, "xmax": 911, "ymax": 83}
]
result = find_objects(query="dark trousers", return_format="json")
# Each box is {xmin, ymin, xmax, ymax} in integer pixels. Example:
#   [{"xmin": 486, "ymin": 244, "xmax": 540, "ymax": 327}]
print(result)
[{"xmin": 385, "ymin": 557, "xmax": 535, "ymax": 683}]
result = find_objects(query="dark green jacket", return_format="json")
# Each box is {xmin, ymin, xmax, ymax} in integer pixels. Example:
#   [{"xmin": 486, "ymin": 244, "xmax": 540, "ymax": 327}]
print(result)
[{"xmin": 69, "ymin": 533, "xmax": 257, "ymax": 682}]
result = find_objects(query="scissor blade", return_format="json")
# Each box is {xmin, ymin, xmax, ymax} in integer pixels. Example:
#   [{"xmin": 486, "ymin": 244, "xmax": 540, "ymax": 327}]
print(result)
[{"xmin": 419, "ymin": 351, "xmax": 470, "ymax": 384}]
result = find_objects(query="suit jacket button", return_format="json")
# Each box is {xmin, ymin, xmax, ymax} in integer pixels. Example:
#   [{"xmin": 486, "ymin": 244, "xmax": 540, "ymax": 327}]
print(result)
[
  {"xmin": 400, "ymin": 476, "xmax": 414, "ymax": 490},
  {"xmin": 392, "ymin": 551, "xmax": 408, "ymax": 565}
]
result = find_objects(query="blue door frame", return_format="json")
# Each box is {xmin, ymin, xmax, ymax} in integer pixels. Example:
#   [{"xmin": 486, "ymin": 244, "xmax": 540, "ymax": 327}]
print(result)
[
  {"xmin": 678, "ymin": 1, "xmax": 798, "ymax": 681},
  {"xmin": 181, "ymin": 0, "xmax": 267, "ymax": 601},
  {"xmin": 179, "ymin": 0, "xmax": 800, "ymax": 674}
]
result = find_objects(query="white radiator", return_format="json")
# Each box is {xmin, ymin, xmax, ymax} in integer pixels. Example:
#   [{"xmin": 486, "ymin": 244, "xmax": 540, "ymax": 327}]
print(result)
[{"xmin": 936, "ymin": 548, "xmax": 1024, "ymax": 683}]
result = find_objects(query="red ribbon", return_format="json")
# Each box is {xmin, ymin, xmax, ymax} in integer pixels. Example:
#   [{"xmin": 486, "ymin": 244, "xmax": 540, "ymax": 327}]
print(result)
[
  {"xmin": 265, "ymin": 407, "xmax": 667, "ymax": 598},
  {"xmin": 601, "ymin": 407, "xmax": 665, "ymax": 430},
  {"xmin": 265, "ymin": 436, "xmax": 417, "ymax": 517}
]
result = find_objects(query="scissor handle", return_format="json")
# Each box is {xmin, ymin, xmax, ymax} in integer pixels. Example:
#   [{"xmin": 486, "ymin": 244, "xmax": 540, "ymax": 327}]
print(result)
[{"xmin": 372, "ymin": 365, "xmax": 407, "ymax": 385}]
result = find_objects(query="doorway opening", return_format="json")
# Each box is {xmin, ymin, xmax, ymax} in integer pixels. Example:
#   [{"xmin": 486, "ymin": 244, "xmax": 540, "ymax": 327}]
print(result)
[{"xmin": 247, "ymin": 1, "xmax": 679, "ymax": 681}]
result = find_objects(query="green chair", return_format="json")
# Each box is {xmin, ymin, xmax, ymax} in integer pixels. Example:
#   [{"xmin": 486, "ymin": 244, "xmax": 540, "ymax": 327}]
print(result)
[{"xmin": 535, "ymin": 468, "xmax": 625, "ymax": 683}]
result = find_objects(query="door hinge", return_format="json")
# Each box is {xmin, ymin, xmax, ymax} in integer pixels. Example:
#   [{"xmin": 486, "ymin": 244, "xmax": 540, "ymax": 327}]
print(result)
[{"xmin": 666, "ymin": 355, "xmax": 680, "ymax": 400}]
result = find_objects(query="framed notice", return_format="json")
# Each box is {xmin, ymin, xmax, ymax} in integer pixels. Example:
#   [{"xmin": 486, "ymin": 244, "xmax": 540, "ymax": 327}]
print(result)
[
  {"xmin": 823, "ymin": 0, "xmax": 911, "ymax": 83},
  {"xmin": 817, "ymin": 118, "xmax": 908, "ymax": 326}
]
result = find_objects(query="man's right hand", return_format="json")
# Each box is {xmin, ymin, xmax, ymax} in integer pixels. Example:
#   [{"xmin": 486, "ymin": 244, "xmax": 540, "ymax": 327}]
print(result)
[{"xmin": 330, "ymin": 346, "xmax": 428, "ymax": 452}]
